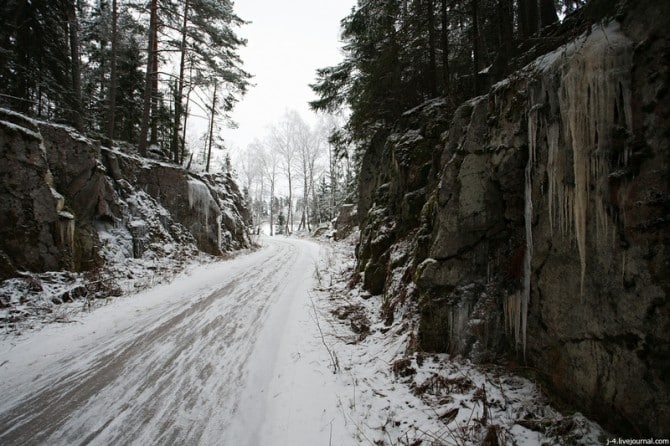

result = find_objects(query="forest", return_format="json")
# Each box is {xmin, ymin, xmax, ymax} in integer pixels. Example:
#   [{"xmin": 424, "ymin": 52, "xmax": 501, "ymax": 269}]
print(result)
[
  {"xmin": 0, "ymin": 0, "xmax": 249, "ymax": 164},
  {"xmin": 310, "ymin": 0, "xmax": 589, "ymax": 143}
]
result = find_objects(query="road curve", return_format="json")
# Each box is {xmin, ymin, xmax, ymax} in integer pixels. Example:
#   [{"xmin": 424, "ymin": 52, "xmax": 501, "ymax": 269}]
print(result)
[{"xmin": 0, "ymin": 237, "xmax": 320, "ymax": 446}]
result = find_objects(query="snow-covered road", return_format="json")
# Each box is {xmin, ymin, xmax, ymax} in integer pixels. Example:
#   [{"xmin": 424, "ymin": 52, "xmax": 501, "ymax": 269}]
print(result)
[{"xmin": 0, "ymin": 237, "xmax": 337, "ymax": 446}]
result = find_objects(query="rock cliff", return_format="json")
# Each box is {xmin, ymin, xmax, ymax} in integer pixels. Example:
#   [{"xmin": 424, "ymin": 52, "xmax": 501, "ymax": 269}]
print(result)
[
  {"xmin": 0, "ymin": 108, "xmax": 251, "ymax": 284},
  {"xmin": 355, "ymin": 2, "xmax": 669, "ymax": 437}
]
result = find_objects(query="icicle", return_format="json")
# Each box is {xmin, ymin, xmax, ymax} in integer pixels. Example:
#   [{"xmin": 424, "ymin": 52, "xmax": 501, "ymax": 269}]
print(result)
[
  {"xmin": 187, "ymin": 179, "xmax": 221, "ymax": 249},
  {"xmin": 503, "ymin": 292, "xmax": 521, "ymax": 346},
  {"xmin": 187, "ymin": 178, "xmax": 224, "ymax": 250},
  {"xmin": 51, "ymin": 188, "xmax": 65, "ymax": 212},
  {"xmin": 570, "ymin": 120, "xmax": 589, "ymax": 298},
  {"xmin": 516, "ymin": 89, "xmax": 542, "ymax": 357},
  {"xmin": 216, "ymin": 214, "xmax": 222, "ymax": 251},
  {"xmin": 187, "ymin": 179, "xmax": 214, "ymax": 225},
  {"xmin": 556, "ymin": 22, "xmax": 633, "ymax": 298},
  {"xmin": 58, "ymin": 211, "xmax": 75, "ymax": 254},
  {"xmin": 522, "ymin": 141, "xmax": 533, "ymax": 358},
  {"xmin": 546, "ymin": 122, "xmax": 561, "ymax": 236},
  {"xmin": 502, "ymin": 21, "xmax": 632, "ymax": 356}
]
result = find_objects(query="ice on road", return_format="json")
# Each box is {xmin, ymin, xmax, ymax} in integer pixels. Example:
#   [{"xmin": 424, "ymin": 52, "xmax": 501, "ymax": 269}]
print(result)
[{"xmin": 0, "ymin": 237, "xmax": 340, "ymax": 445}]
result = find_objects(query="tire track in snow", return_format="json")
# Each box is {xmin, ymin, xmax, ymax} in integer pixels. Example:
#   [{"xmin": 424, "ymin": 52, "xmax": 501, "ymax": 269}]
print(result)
[{"xmin": 0, "ymin": 238, "xmax": 313, "ymax": 445}]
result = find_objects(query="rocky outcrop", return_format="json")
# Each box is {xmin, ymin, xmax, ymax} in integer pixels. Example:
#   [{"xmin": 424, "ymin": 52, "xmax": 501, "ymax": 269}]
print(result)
[
  {"xmin": 355, "ymin": 2, "xmax": 669, "ymax": 437},
  {"xmin": 0, "ymin": 112, "xmax": 66, "ymax": 276},
  {"xmin": 0, "ymin": 109, "xmax": 251, "ymax": 282},
  {"xmin": 333, "ymin": 203, "xmax": 357, "ymax": 241},
  {"xmin": 102, "ymin": 149, "xmax": 251, "ymax": 256}
]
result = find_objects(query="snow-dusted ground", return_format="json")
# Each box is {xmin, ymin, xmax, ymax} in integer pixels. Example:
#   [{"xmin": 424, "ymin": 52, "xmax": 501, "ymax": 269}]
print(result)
[
  {"xmin": 0, "ymin": 235, "xmax": 607, "ymax": 445},
  {"xmin": 0, "ymin": 237, "xmax": 322, "ymax": 445}
]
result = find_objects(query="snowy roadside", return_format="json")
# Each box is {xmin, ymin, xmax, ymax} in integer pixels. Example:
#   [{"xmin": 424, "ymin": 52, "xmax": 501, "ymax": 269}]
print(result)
[
  {"xmin": 294, "ymin": 232, "xmax": 608, "ymax": 446},
  {"xmin": 0, "ymin": 233, "xmax": 259, "ymax": 339},
  {"xmin": 0, "ymin": 252, "xmax": 214, "ymax": 338}
]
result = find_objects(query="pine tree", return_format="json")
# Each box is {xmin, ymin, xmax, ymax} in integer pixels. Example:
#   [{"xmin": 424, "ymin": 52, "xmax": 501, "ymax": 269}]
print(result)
[
  {"xmin": 81, "ymin": 0, "xmax": 144, "ymax": 142},
  {"xmin": 311, "ymin": 0, "xmax": 560, "ymax": 145},
  {"xmin": 276, "ymin": 209, "xmax": 285, "ymax": 235},
  {"xmin": 0, "ymin": 0, "xmax": 82, "ymax": 126},
  {"xmin": 66, "ymin": 0, "xmax": 84, "ymax": 131},
  {"xmin": 138, "ymin": 0, "xmax": 158, "ymax": 156},
  {"xmin": 163, "ymin": 0, "xmax": 252, "ymax": 163},
  {"xmin": 115, "ymin": 29, "xmax": 145, "ymax": 143},
  {"xmin": 82, "ymin": 0, "xmax": 112, "ymax": 135},
  {"xmin": 108, "ymin": 0, "xmax": 118, "ymax": 141}
]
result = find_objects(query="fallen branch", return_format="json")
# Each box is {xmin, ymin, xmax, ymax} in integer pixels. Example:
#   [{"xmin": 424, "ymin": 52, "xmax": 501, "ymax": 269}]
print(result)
[{"xmin": 308, "ymin": 292, "xmax": 340, "ymax": 374}]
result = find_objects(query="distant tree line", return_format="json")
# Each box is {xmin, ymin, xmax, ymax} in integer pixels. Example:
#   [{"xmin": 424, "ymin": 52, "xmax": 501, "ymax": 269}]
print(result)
[
  {"xmin": 310, "ymin": 0, "xmax": 587, "ymax": 144},
  {"xmin": 0, "ymin": 0, "xmax": 250, "ymax": 170},
  {"xmin": 237, "ymin": 111, "xmax": 355, "ymax": 236}
]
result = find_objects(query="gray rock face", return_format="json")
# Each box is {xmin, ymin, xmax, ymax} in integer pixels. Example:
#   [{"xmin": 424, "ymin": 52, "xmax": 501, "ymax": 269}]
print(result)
[
  {"xmin": 354, "ymin": 6, "xmax": 669, "ymax": 437},
  {"xmin": 0, "ymin": 109, "xmax": 251, "ymax": 281},
  {"xmin": 0, "ymin": 112, "xmax": 63, "ymax": 276},
  {"xmin": 333, "ymin": 203, "xmax": 357, "ymax": 241}
]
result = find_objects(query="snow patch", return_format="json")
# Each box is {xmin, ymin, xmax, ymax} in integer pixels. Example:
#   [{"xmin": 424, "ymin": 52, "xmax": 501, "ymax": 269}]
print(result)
[{"xmin": 0, "ymin": 119, "xmax": 42, "ymax": 141}]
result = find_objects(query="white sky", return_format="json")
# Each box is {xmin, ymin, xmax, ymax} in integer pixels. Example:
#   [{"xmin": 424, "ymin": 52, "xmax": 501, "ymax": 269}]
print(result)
[{"xmin": 188, "ymin": 0, "xmax": 356, "ymax": 156}]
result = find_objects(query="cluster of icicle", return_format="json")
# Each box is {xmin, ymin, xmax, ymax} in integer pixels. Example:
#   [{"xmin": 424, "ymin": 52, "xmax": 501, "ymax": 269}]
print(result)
[
  {"xmin": 51, "ymin": 187, "xmax": 76, "ymax": 254},
  {"xmin": 508, "ymin": 21, "xmax": 634, "ymax": 356},
  {"xmin": 187, "ymin": 178, "xmax": 223, "ymax": 249},
  {"xmin": 187, "ymin": 179, "xmax": 217, "ymax": 225}
]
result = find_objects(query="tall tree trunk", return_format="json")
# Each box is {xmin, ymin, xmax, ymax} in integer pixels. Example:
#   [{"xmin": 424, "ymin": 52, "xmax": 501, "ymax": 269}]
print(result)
[
  {"xmin": 302, "ymin": 158, "xmax": 309, "ymax": 232},
  {"xmin": 472, "ymin": 0, "xmax": 480, "ymax": 96},
  {"xmin": 427, "ymin": 0, "xmax": 437, "ymax": 98},
  {"xmin": 308, "ymin": 157, "xmax": 317, "ymax": 228},
  {"xmin": 66, "ymin": 2, "xmax": 83, "ymax": 131},
  {"xmin": 310, "ymin": 173, "xmax": 319, "ymax": 225},
  {"xmin": 539, "ymin": 0, "xmax": 558, "ymax": 29},
  {"xmin": 517, "ymin": 0, "xmax": 538, "ymax": 41},
  {"xmin": 107, "ymin": 0, "xmax": 118, "ymax": 141},
  {"xmin": 516, "ymin": 0, "xmax": 555, "ymax": 39},
  {"xmin": 440, "ymin": 0, "xmax": 450, "ymax": 93},
  {"xmin": 150, "ymin": 17, "xmax": 159, "ymax": 146},
  {"xmin": 171, "ymin": 0, "xmax": 190, "ymax": 163},
  {"xmin": 269, "ymin": 185, "xmax": 274, "ymax": 236},
  {"xmin": 139, "ymin": 0, "xmax": 158, "ymax": 156},
  {"xmin": 286, "ymin": 171, "xmax": 293, "ymax": 234},
  {"xmin": 180, "ymin": 62, "xmax": 194, "ymax": 165},
  {"xmin": 258, "ymin": 176, "xmax": 264, "ymax": 234},
  {"xmin": 180, "ymin": 90, "xmax": 190, "ymax": 164},
  {"xmin": 328, "ymin": 142, "xmax": 336, "ymax": 221},
  {"xmin": 206, "ymin": 80, "xmax": 218, "ymax": 173},
  {"xmin": 494, "ymin": 0, "xmax": 514, "ymax": 77}
]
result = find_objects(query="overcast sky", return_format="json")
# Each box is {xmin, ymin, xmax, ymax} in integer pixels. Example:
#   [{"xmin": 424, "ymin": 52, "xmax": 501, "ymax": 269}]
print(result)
[{"xmin": 196, "ymin": 0, "xmax": 356, "ymax": 154}]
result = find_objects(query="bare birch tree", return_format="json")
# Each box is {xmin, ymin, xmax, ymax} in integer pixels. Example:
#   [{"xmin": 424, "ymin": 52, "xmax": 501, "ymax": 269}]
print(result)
[
  {"xmin": 270, "ymin": 111, "xmax": 299, "ymax": 234},
  {"xmin": 257, "ymin": 139, "xmax": 279, "ymax": 236}
]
